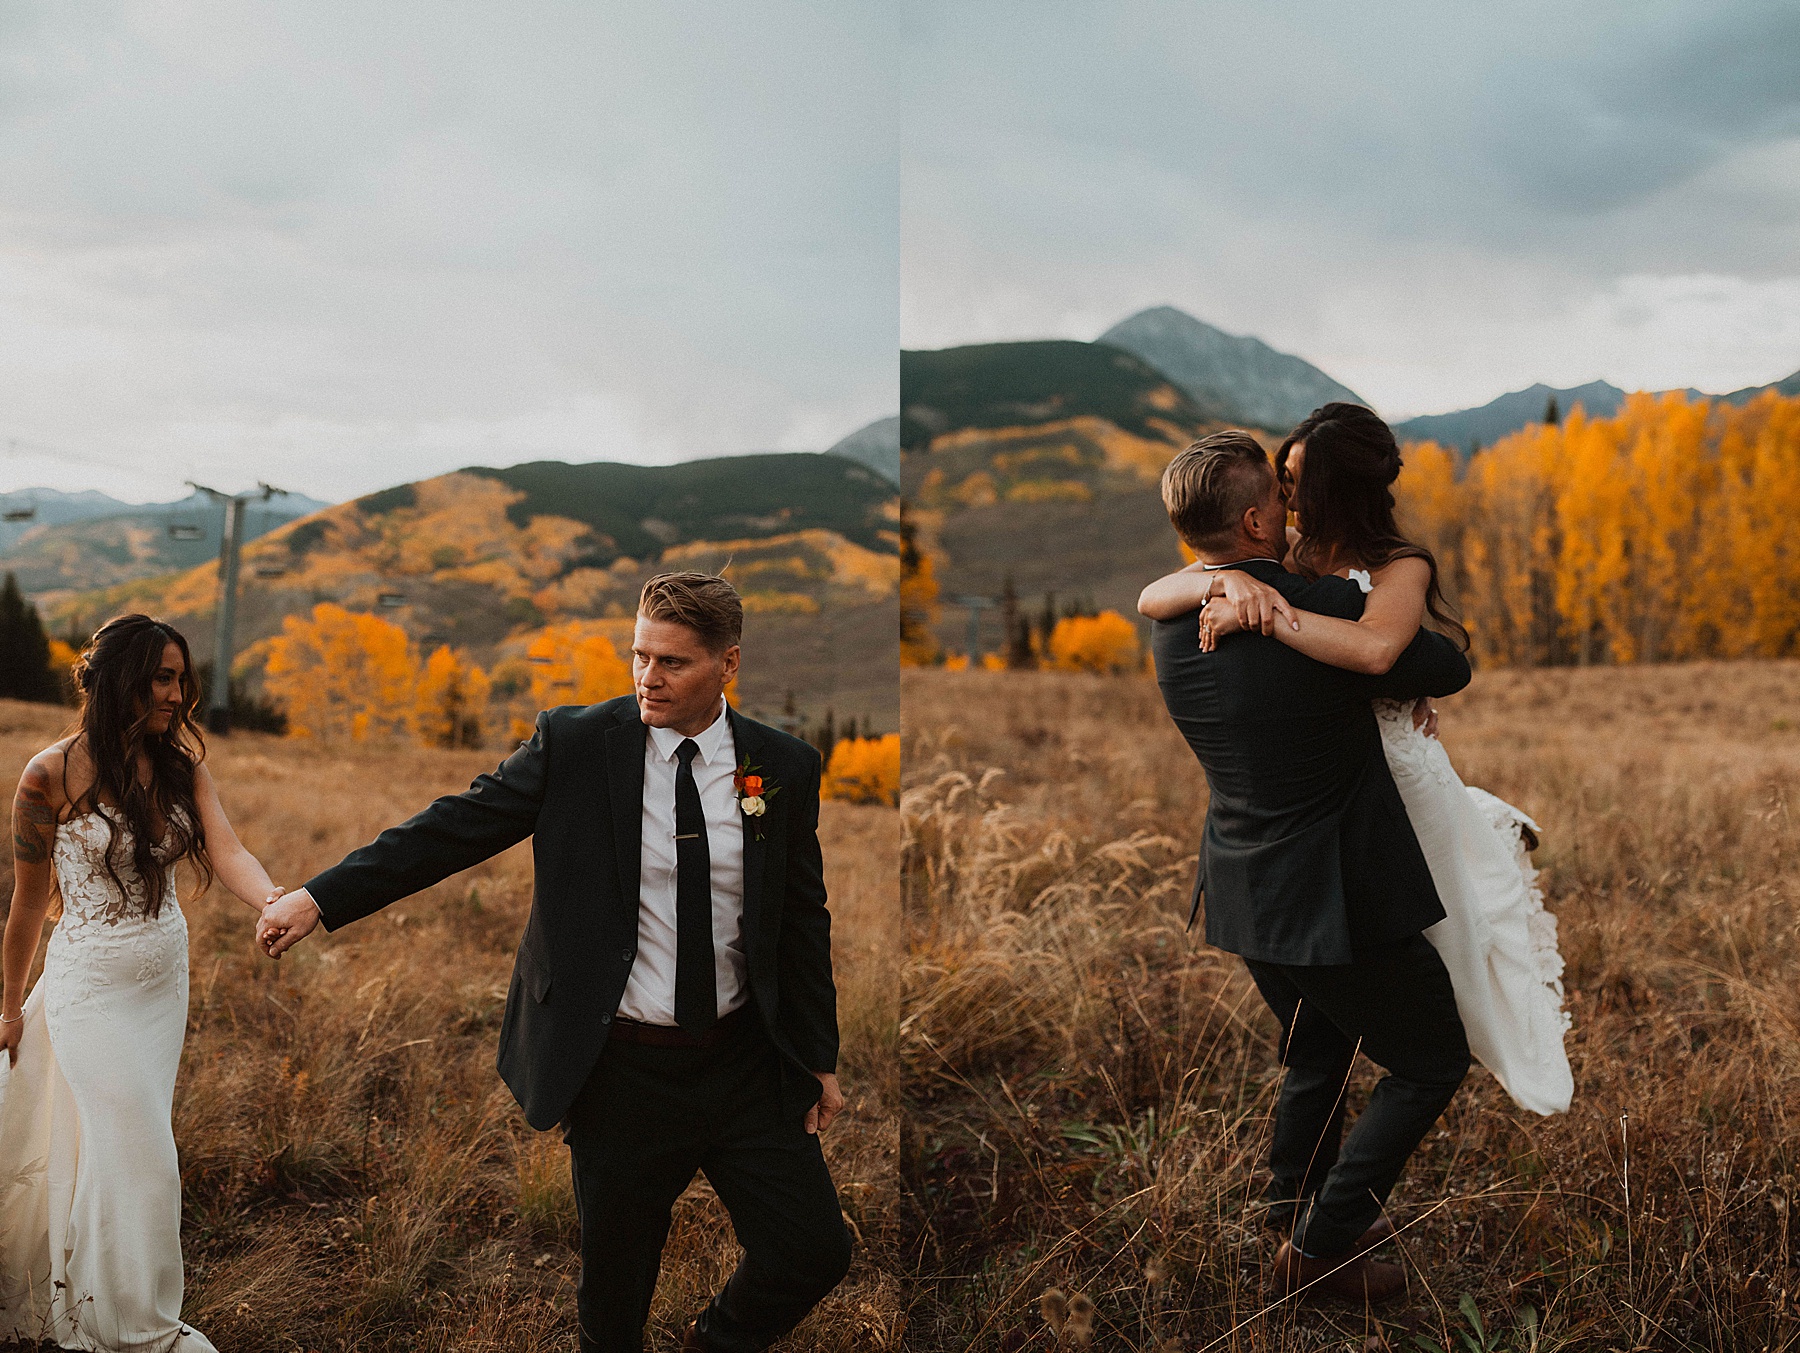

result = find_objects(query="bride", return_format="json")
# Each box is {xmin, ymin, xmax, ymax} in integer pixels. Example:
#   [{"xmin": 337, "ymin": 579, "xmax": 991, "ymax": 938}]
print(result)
[
  {"xmin": 1138, "ymin": 403, "xmax": 1572, "ymax": 1118},
  {"xmin": 0, "ymin": 614, "xmax": 284, "ymax": 1351}
]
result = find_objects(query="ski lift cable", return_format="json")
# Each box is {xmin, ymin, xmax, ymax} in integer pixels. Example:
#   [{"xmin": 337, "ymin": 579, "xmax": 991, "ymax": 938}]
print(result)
[{"xmin": 2, "ymin": 433, "xmax": 161, "ymax": 480}]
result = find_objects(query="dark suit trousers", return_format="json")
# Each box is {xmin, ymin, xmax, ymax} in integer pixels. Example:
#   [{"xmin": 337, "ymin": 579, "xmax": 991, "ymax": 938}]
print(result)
[
  {"xmin": 561, "ymin": 1017, "xmax": 852, "ymax": 1353},
  {"xmin": 1244, "ymin": 932, "xmax": 1471, "ymax": 1256}
]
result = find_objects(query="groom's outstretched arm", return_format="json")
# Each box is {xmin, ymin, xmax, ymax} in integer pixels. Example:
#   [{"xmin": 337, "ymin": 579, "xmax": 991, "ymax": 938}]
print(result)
[
  {"xmin": 263, "ymin": 713, "xmax": 551, "ymax": 956},
  {"xmin": 311, "ymin": 713, "xmax": 552, "ymax": 929}
]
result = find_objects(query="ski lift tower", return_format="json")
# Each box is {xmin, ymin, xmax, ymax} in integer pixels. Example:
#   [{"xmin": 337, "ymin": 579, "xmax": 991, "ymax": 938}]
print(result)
[
  {"xmin": 952, "ymin": 594, "xmax": 997, "ymax": 665},
  {"xmin": 188, "ymin": 481, "xmax": 291, "ymax": 734}
]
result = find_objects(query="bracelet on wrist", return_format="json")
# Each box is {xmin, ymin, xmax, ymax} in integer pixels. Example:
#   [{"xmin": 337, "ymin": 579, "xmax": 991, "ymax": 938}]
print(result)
[{"xmin": 0, "ymin": 1010, "xmax": 23, "ymax": 1025}]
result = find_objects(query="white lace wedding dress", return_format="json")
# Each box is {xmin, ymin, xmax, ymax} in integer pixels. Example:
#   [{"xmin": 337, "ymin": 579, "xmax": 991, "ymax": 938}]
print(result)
[
  {"xmin": 1374, "ymin": 699, "xmax": 1573, "ymax": 1115},
  {"xmin": 0, "ymin": 808, "xmax": 218, "ymax": 1351}
]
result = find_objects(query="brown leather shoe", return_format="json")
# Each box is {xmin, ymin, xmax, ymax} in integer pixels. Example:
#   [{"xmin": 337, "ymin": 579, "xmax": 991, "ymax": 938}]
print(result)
[
  {"xmin": 1265, "ymin": 1208, "xmax": 1395, "ymax": 1254},
  {"xmin": 1271, "ymin": 1240, "xmax": 1407, "ymax": 1304},
  {"xmin": 1352, "ymin": 1214, "xmax": 1396, "ymax": 1252},
  {"xmin": 680, "ymin": 1320, "xmax": 710, "ymax": 1352}
]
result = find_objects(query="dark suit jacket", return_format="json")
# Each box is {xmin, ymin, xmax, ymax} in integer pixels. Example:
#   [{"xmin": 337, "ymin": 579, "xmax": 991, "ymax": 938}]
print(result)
[
  {"xmin": 1151, "ymin": 557, "xmax": 1473, "ymax": 966},
  {"xmin": 304, "ymin": 696, "xmax": 836, "ymax": 1131}
]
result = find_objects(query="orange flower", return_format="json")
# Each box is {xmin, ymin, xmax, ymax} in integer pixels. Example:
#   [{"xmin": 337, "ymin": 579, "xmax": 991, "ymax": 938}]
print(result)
[{"xmin": 742, "ymin": 774, "xmax": 764, "ymax": 795}]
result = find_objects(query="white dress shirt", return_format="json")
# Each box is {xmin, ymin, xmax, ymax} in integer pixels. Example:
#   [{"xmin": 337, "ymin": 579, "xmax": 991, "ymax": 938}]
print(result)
[{"xmin": 616, "ymin": 699, "xmax": 749, "ymax": 1025}]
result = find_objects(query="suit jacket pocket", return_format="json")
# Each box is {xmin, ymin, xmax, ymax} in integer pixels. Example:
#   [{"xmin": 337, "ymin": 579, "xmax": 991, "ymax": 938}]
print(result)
[{"xmin": 516, "ymin": 947, "xmax": 553, "ymax": 1004}]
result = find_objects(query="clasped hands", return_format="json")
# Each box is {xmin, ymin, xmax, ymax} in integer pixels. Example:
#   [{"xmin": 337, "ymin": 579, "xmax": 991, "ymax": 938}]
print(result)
[
  {"xmin": 1197, "ymin": 569, "xmax": 1300, "ymax": 651},
  {"xmin": 256, "ymin": 885, "xmax": 321, "ymax": 959}
]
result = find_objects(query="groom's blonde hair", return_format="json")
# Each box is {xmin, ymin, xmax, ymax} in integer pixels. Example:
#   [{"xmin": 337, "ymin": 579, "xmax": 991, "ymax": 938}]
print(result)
[
  {"xmin": 1161, "ymin": 431, "xmax": 1273, "ymax": 551},
  {"xmin": 638, "ymin": 572, "xmax": 743, "ymax": 653}
]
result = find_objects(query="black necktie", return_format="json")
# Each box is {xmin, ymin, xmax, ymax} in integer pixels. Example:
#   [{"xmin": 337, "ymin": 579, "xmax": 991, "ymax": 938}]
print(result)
[{"xmin": 673, "ymin": 738, "xmax": 716, "ymax": 1036}]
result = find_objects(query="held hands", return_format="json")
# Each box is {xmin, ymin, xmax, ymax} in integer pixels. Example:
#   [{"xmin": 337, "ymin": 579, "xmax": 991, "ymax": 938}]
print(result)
[
  {"xmin": 1198, "ymin": 572, "xmax": 1298, "ymax": 651},
  {"xmin": 805, "ymin": 1072, "xmax": 845, "ymax": 1135},
  {"xmin": 1197, "ymin": 600, "xmax": 1238, "ymax": 651},
  {"xmin": 256, "ymin": 886, "xmax": 321, "ymax": 959},
  {"xmin": 1412, "ymin": 697, "xmax": 1440, "ymax": 739},
  {"xmin": 1215, "ymin": 570, "xmax": 1299, "ymax": 637}
]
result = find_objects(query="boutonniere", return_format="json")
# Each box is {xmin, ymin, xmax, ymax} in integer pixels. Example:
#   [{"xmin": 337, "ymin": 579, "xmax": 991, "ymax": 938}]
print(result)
[{"xmin": 735, "ymin": 756, "xmax": 779, "ymax": 838}]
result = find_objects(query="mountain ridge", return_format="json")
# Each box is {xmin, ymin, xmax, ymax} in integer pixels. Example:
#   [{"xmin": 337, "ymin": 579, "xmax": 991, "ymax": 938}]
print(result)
[
  {"xmin": 1394, "ymin": 370, "xmax": 1800, "ymax": 449},
  {"xmin": 0, "ymin": 489, "xmax": 331, "ymax": 597},
  {"xmin": 826, "ymin": 416, "xmax": 900, "ymax": 484},
  {"xmin": 1098, "ymin": 306, "xmax": 1366, "ymax": 431}
]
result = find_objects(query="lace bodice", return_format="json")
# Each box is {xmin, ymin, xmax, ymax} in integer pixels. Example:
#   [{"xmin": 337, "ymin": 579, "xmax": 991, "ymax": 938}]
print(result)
[
  {"xmin": 1372, "ymin": 698, "xmax": 1464, "ymax": 792},
  {"xmin": 44, "ymin": 809, "xmax": 188, "ymax": 1012},
  {"xmin": 53, "ymin": 809, "xmax": 181, "ymax": 925}
]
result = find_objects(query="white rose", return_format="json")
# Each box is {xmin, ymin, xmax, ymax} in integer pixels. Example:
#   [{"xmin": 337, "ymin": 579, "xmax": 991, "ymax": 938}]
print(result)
[{"xmin": 741, "ymin": 795, "xmax": 766, "ymax": 816}]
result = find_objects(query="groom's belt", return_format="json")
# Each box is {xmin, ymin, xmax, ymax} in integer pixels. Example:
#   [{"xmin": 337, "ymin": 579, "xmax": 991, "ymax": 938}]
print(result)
[{"xmin": 607, "ymin": 1004, "xmax": 753, "ymax": 1049}]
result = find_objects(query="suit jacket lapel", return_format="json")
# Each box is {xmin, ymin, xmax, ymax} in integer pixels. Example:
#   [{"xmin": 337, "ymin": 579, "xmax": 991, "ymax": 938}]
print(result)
[
  {"xmin": 727, "ymin": 706, "xmax": 767, "ymax": 939},
  {"xmin": 604, "ymin": 709, "xmax": 648, "ymax": 913}
]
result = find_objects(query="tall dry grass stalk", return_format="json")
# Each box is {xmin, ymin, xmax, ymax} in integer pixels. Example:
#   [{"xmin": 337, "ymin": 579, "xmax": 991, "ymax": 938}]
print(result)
[
  {"xmin": 0, "ymin": 701, "xmax": 898, "ymax": 1352},
  {"xmin": 903, "ymin": 665, "xmax": 1800, "ymax": 1351}
]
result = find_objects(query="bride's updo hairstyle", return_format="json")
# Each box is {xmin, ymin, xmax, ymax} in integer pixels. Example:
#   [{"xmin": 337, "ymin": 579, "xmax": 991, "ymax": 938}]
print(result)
[
  {"xmin": 1277, "ymin": 402, "xmax": 1469, "ymax": 652},
  {"xmin": 68, "ymin": 615, "xmax": 213, "ymax": 917}
]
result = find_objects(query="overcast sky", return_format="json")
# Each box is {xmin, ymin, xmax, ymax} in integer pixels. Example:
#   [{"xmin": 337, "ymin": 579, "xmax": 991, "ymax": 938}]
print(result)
[
  {"xmin": 902, "ymin": 1, "xmax": 1800, "ymax": 419},
  {"xmin": 0, "ymin": 1, "xmax": 896, "ymax": 503}
]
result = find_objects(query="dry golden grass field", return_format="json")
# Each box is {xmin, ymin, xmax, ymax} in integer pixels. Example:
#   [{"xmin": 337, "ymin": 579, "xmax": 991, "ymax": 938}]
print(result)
[
  {"xmin": 903, "ymin": 664, "xmax": 1800, "ymax": 1352},
  {"xmin": 0, "ymin": 701, "xmax": 900, "ymax": 1353}
]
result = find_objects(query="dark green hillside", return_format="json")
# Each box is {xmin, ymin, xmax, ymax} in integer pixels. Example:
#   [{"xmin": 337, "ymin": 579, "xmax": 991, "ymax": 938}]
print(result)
[
  {"xmin": 901, "ymin": 340, "xmax": 1217, "ymax": 449},
  {"xmin": 465, "ymin": 452, "xmax": 895, "ymax": 561}
]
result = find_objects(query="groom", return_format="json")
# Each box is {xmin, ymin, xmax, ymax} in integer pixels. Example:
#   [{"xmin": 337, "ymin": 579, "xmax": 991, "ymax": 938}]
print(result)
[
  {"xmin": 1150, "ymin": 431, "xmax": 1473, "ymax": 1302},
  {"xmin": 256, "ymin": 572, "xmax": 852, "ymax": 1353}
]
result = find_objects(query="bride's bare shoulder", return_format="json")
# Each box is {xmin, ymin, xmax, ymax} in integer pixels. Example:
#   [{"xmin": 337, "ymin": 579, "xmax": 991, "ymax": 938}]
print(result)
[
  {"xmin": 18, "ymin": 738, "xmax": 85, "ymax": 813},
  {"xmin": 1368, "ymin": 556, "xmax": 1431, "ymax": 590}
]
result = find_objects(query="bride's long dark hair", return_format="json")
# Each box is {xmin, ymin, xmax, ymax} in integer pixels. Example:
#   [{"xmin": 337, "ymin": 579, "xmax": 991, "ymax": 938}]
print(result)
[
  {"xmin": 1277, "ymin": 402, "xmax": 1470, "ymax": 652},
  {"xmin": 67, "ymin": 615, "xmax": 213, "ymax": 917}
]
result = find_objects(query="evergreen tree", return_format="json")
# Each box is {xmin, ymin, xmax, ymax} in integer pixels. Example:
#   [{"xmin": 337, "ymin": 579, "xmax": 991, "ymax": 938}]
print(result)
[
  {"xmin": 0, "ymin": 573, "xmax": 61, "ymax": 703},
  {"xmin": 1544, "ymin": 395, "xmax": 1561, "ymax": 426},
  {"xmin": 1001, "ymin": 574, "xmax": 1034, "ymax": 669}
]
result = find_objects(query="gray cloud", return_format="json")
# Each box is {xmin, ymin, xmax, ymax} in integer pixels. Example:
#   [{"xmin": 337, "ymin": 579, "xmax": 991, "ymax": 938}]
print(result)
[
  {"xmin": 0, "ymin": 1, "xmax": 897, "ymax": 501},
  {"xmin": 902, "ymin": 0, "xmax": 1800, "ymax": 414}
]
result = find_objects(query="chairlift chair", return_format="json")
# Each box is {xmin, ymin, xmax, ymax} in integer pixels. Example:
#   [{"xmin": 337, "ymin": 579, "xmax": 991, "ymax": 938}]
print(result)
[{"xmin": 168, "ymin": 523, "xmax": 205, "ymax": 541}]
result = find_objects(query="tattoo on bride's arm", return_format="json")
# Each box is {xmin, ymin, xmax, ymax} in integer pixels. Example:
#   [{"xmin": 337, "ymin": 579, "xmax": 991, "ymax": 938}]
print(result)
[{"xmin": 12, "ymin": 763, "xmax": 56, "ymax": 864}]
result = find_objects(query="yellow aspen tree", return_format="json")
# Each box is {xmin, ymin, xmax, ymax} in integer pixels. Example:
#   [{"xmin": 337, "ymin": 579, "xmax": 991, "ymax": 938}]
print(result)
[
  {"xmin": 1393, "ymin": 440, "xmax": 1463, "ymax": 598},
  {"xmin": 1459, "ymin": 426, "xmax": 1562, "ymax": 665},
  {"xmin": 414, "ymin": 645, "xmax": 493, "ymax": 748},
  {"xmin": 1620, "ymin": 393, "xmax": 1710, "ymax": 661},
  {"xmin": 1696, "ymin": 403, "xmax": 1761, "ymax": 656},
  {"xmin": 264, "ymin": 603, "xmax": 419, "ymax": 741},
  {"xmin": 524, "ymin": 622, "xmax": 633, "ymax": 710},
  {"xmin": 1741, "ymin": 394, "xmax": 1800, "ymax": 654},
  {"xmin": 1048, "ymin": 611, "xmax": 1140, "ymax": 673},
  {"xmin": 1553, "ymin": 409, "xmax": 1631, "ymax": 664},
  {"xmin": 822, "ymin": 733, "xmax": 900, "ymax": 805},
  {"xmin": 899, "ymin": 508, "xmax": 942, "ymax": 666}
]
